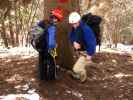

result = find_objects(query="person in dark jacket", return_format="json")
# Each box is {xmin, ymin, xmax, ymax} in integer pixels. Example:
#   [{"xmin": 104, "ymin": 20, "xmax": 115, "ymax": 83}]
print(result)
[
  {"xmin": 37, "ymin": 8, "xmax": 63, "ymax": 80},
  {"xmin": 68, "ymin": 12, "xmax": 96, "ymax": 82}
]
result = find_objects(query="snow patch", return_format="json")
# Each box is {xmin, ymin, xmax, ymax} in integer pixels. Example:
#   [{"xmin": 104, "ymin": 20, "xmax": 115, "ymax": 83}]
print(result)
[
  {"xmin": 0, "ymin": 43, "xmax": 132, "ymax": 59},
  {"xmin": 114, "ymin": 73, "xmax": 133, "ymax": 78},
  {"xmin": 0, "ymin": 46, "xmax": 38, "ymax": 59},
  {"xmin": 117, "ymin": 43, "xmax": 133, "ymax": 53},
  {"xmin": 0, "ymin": 93, "xmax": 40, "ymax": 100},
  {"xmin": 98, "ymin": 43, "xmax": 133, "ymax": 54},
  {"xmin": 14, "ymin": 83, "xmax": 34, "ymax": 91},
  {"xmin": 66, "ymin": 90, "xmax": 83, "ymax": 98}
]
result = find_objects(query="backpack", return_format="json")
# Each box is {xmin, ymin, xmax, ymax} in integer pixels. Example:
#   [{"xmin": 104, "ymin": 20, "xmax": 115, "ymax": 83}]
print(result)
[
  {"xmin": 82, "ymin": 13, "xmax": 102, "ymax": 46},
  {"xmin": 30, "ymin": 20, "xmax": 49, "ymax": 52}
]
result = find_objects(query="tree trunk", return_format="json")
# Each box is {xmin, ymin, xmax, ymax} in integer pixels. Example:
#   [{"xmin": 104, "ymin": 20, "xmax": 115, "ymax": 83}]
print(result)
[
  {"xmin": 9, "ymin": 15, "xmax": 15, "ymax": 47},
  {"xmin": 15, "ymin": 4, "xmax": 20, "ymax": 47},
  {"xmin": 44, "ymin": 0, "xmax": 80, "ymax": 69},
  {"xmin": 1, "ymin": 20, "xmax": 9, "ymax": 48}
]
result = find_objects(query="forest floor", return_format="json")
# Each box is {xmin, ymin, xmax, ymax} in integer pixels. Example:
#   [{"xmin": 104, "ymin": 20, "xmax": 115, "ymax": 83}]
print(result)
[{"xmin": 0, "ymin": 48, "xmax": 133, "ymax": 100}]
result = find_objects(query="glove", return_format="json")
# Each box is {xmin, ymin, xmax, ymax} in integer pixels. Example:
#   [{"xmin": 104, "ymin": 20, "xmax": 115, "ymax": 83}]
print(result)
[{"xmin": 49, "ymin": 48, "xmax": 57, "ymax": 58}]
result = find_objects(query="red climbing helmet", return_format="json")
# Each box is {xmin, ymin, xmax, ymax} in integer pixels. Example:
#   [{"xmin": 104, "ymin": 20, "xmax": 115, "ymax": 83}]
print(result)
[{"xmin": 51, "ymin": 8, "xmax": 63, "ymax": 21}]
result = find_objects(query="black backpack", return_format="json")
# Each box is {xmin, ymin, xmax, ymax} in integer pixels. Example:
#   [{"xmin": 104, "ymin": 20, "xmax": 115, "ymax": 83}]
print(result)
[
  {"xmin": 82, "ymin": 13, "xmax": 102, "ymax": 47},
  {"xmin": 30, "ymin": 21, "xmax": 49, "ymax": 52}
]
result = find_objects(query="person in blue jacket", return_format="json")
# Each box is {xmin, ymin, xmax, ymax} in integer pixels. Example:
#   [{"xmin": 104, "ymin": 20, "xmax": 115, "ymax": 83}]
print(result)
[
  {"xmin": 68, "ymin": 12, "xmax": 96, "ymax": 82},
  {"xmin": 37, "ymin": 8, "xmax": 63, "ymax": 80}
]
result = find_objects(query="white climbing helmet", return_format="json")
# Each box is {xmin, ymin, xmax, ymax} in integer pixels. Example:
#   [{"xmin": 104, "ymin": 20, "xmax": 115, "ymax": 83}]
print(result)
[{"xmin": 69, "ymin": 12, "xmax": 81, "ymax": 24}]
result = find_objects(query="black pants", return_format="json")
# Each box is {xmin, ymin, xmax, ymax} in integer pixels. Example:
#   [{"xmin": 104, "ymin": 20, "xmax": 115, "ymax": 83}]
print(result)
[{"xmin": 38, "ymin": 51, "xmax": 56, "ymax": 80}]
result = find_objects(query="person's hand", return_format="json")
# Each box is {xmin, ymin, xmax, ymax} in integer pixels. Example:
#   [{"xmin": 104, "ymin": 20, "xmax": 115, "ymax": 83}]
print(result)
[
  {"xmin": 73, "ymin": 42, "xmax": 81, "ymax": 50},
  {"xmin": 86, "ymin": 55, "xmax": 93, "ymax": 63}
]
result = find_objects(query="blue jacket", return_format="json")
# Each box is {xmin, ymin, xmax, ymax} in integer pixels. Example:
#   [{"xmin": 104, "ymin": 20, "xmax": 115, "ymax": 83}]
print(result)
[
  {"xmin": 38, "ymin": 20, "xmax": 57, "ymax": 51},
  {"xmin": 69, "ymin": 21, "xmax": 96, "ymax": 56}
]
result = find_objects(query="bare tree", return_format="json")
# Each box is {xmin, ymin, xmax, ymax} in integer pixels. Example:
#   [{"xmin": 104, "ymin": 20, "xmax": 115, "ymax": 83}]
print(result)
[{"xmin": 0, "ymin": 0, "xmax": 43, "ymax": 47}]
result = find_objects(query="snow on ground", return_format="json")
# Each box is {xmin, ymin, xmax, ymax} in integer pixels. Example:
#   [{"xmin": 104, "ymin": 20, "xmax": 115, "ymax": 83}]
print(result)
[
  {"xmin": 0, "ymin": 43, "xmax": 132, "ymax": 59},
  {"xmin": 114, "ymin": 73, "xmax": 133, "ymax": 79},
  {"xmin": 0, "ymin": 92, "xmax": 40, "ymax": 100},
  {"xmin": 0, "ymin": 46, "xmax": 38, "ymax": 59},
  {"xmin": 97, "ymin": 43, "xmax": 133, "ymax": 54}
]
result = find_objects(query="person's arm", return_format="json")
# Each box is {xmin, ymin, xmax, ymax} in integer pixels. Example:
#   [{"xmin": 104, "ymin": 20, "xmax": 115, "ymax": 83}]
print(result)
[
  {"xmin": 69, "ymin": 31, "xmax": 81, "ymax": 50},
  {"xmin": 83, "ymin": 26, "xmax": 96, "ymax": 57}
]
